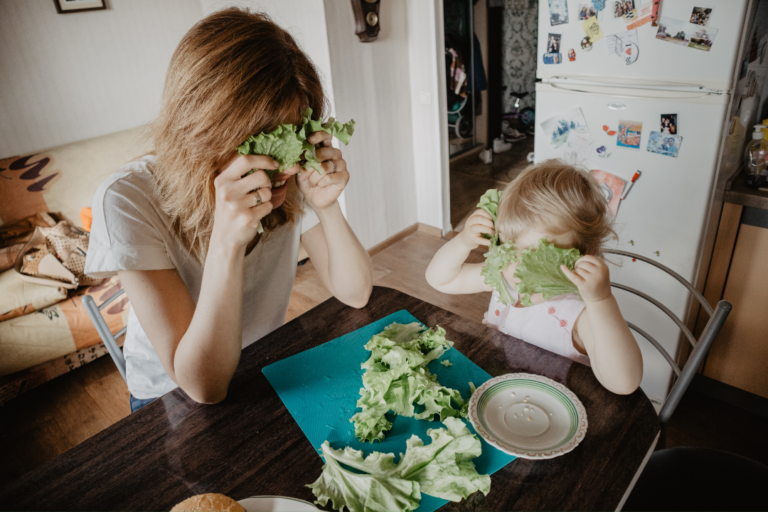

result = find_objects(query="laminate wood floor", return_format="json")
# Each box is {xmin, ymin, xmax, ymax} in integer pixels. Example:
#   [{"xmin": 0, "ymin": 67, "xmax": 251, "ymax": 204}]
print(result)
[{"xmin": 1, "ymin": 231, "xmax": 766, "ymax": 489}]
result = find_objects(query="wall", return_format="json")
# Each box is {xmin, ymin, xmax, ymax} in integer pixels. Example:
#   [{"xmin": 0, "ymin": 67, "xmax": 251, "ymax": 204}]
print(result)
[
  {"xmin": 501, "ymin": 0, "xmax": 538, "ymax": 111},
  {"xmin": 0, "ymin": 0, "xmax": 202, "ymax": 156},
  {"xmin": 324, "ymin": 0, "xmax": 419, "ymax": 248},
  {"xmin": 407, "ymin": 0, "xmax": 449, "ymax": 232}
]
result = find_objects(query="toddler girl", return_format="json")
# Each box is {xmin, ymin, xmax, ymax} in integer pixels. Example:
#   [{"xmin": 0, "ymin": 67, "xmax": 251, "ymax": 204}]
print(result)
[{"xmin": 426, "ymin": 160, "xmax": 642, "ymax": 395}]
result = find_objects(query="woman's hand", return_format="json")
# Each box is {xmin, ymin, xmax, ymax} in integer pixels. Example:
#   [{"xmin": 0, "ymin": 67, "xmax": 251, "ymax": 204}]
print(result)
[
  {"xmin": 458, "ymin": 209, "xmax": 495, "ymax": 250},
  {"xmin": 297, "ymin": 131, "xmax": 349, "ymax": 211},
  {"xmin": 561, "ymin": 255, "xmax": 612, "ymax": 303},
  {"xmin": 212, "ymin": 155, "xmax": 276, "ymax": 249}
]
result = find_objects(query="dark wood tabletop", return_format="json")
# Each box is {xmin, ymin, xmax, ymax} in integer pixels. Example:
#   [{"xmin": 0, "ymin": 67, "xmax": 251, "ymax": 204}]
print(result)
[{"xmin": 0, "ymin": 286, "xmax": 659, "ymax": 511}]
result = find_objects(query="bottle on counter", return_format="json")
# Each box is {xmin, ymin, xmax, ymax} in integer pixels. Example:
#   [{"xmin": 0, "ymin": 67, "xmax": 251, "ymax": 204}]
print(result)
[{"xmin": 744, "ymin": 124, "xmax": 768, "ymax": 189}]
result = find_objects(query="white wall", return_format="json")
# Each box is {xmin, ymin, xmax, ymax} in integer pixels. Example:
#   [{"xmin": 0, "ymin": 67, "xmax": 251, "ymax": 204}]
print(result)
[
  {"xmin": 324, "ymin": 0, "xmax": 421, "ymax": 248},
  {"xmin": 0, "ymin": 0, "xmax": 202, "ymax": 156},
  {"xmin": 407, "ymin": 0, "xmax": 450, "ymax": 232}
]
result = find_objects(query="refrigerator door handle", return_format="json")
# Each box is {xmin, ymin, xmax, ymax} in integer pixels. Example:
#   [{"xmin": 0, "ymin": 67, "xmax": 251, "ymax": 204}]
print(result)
[{"xmin": 549, "ymin": 81, "xmax": 715, "ymax": 101}]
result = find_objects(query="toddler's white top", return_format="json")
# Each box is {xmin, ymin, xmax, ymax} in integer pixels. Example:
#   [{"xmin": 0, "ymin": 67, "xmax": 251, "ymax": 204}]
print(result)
[{"xmin": 484, "ymin": 279, "xmax": 591, "ymax": 366}]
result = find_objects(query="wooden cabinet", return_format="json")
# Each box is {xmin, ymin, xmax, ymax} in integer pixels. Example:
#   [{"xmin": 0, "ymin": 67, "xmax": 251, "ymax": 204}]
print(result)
[{"xmin": 699, "ymin": 204, "xmax": 768, "ymax": 399}]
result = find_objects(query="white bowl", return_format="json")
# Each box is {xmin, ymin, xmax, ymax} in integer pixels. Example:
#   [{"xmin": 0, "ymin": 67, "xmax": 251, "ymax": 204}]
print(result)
[{"xmin": 468, "ymin": 373, "xmax": 588, "ymax": 459}]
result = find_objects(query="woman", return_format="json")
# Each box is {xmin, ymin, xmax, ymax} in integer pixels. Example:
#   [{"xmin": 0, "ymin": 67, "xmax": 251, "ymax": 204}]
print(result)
[{"xmin": 85, "ymin": 8, "xmax": 373, "ymax": 412}]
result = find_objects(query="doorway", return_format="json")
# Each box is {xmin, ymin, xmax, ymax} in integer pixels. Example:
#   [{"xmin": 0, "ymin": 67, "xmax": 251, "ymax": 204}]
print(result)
[{"xmin": 444, "ymin": 0, "xmax": 539, "ymax": 231}]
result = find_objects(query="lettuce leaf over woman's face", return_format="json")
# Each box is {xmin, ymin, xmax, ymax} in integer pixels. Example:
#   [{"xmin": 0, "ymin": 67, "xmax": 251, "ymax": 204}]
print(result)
[{"xmin": 237, "ymin": 107, "xmax": 355, "ymax": 176}]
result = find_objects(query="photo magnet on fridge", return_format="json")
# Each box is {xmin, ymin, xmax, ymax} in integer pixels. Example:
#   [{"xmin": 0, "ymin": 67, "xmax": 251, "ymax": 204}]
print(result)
[
  {"xmin": 578, "ymin": 3, "xmax": 599, "ymax": 20},
  {"xmin": 547, "ymin": 33, "xmax": 562, "ymax": 53},
  {"xmin": 548, "ymin": 0, "xmax": 569, "ymax": 26},
  {"xmin": 617, "ymin": 120, "xmax": 643, "ymax": 149},
  {"xmin": 647, "ymin": 131, "xmax": 683, "ymax": 157},
  {"xmin": 543, "ymin": 53, "xmax": 563, "ymax": 64},
  {"xmin": 612, "ymin": 0, "xmax": 635, "ymax": 19},
  {"xmin": 661, "ymin": 114, "xmax": 678, "ymax": 134},
  {"xmin": 690, "ymin": 6, "xmax": 713, "ymax": 26},
  {"xmin": 589, "ymin": 169, "xmax": 624, "ymax": 216}
]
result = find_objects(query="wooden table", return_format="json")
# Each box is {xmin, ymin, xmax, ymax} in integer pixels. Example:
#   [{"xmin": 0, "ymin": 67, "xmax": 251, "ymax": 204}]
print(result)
[{"xmin": 0, "ymin": 287, "xmax": 659, "ymax": 511}]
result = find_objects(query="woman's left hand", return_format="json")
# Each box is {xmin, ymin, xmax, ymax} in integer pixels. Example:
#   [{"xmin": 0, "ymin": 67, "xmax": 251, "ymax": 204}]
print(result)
[{"xmin": 298, "ymin": 131, "xmax": 349, "ymax": 211}]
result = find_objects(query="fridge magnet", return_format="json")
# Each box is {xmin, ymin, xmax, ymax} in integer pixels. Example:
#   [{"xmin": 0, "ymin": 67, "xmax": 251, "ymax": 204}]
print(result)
[
  {"xmin": 548, "ymin": 0, "xmax": 569, "ymax": 26},
  {"xmin": 540, "ymin": 108, "xmax": 590, "ymax": 149},
  {"xmin": 589, "ymin": 169, "xmax": 624, "ymax": 216},
  {"xmin": 578, "ymin": 3, "xmax": 599, "ymax": 20},
  {"xmin": 690, "ymin": 6, "xmax": 713, "ymax": 26},
  {"xmin": 629, "ymin": 240, "xmax": 635, "ymax": 245},
  {"xmin": 556, "ymin": 131, "xmax": 596, "ymax": 166},
  {"xmin": 582, "ymin": 16, "xmax": 604, "ymax": 42},
  {"xmin": 568, "ymin": 48, "xmax": 576, "ymax": 61},
  {"xmin": 547, "ymin": 33, "xmax": 562, "ymax": 53},
  {"xmin": 581, "ymin": 36, "xmax": 594, "ymax": 51},
  {"xmin": 647, "ymin": 131, "xmax": 683, "ymax": 157},
  {"xmin": 612, "ymin": 0, "xmax": 635, "ymax": 19},
  {"xmin": 543, "ymin": 53, "xmax": 563, "ymax": 64},
  {"xmin": 617, "ymin": 120, "xmax": 643, "ymax": 149},
  {"xmin": 621, "ymin": 170, "xmax": 641, "ymax": 199},
  {"xmin": 606, "ymin": 29, "xmax": 639, "ymax": 60},
  {"xmin": 689, "ymin": 25, "xmax": 718, "ymax": 52},
  {"xmin": 602, "ymin": 125, "xmax": 617, "ymax": 136},
  {"xmin": 655, "ymin": 17, "xmax": 690, "ymax": 47},
  {"xmin": 596, "ymin": 145, "xmax": 613, "ymax": 158},
  {"xmin": 661, "ymin": 114, "xmax": 678, "ymax": 134},
  {"xmin": 625, "ymin": 2, "xmax": 653, "ymax": 30},
  {"xmin": 592, "ymin": 0, "xmax": 606, "ymax": 11},
  {"xmin": 654, "ymin": 251, "xmax": 661, "ymax": 257}
]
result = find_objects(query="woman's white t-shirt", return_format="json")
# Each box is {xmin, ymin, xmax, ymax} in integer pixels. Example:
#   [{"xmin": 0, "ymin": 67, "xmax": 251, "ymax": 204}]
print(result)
[{"xmin": 84, "ymin": 156, "xmax": 319, "ymax": 399}]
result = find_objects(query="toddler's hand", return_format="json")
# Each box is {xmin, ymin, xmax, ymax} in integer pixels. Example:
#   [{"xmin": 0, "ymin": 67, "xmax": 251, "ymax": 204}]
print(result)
[
  {"xmin": 458, "ymin": 209, "xmax": 495, "ymax": 249},
  {"xmin": 560, "ymin": 255, "xmax": 612, "ymax": 303}
]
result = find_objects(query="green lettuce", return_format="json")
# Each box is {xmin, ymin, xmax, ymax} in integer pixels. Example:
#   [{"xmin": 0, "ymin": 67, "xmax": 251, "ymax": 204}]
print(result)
[
  {"xmin": 476, "ymin": 188, "xmax": 502, "ymax": 222},
  {"xmin": 475, "ymin": 189, "xmax": 518, "ymax": 305},
  {"xmin": 307, "ymin": 417, "xmax": 491, "ymax": 511},
  {"xmin": 237, "ymin": 107, "xmax": 355, "ymax": 176},
  {"xmin": 514, "ymin": 238, "xmax": 581, "ymax": 307},
  {"xmin": 351, "ymin": 323, "xmax": 469, "ymax": 443}
]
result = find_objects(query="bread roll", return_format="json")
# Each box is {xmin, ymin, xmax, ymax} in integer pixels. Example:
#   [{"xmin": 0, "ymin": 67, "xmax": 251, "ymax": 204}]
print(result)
[{"xmin": 170, "ymin": 493, "xmax": 246, "ymax": 512}]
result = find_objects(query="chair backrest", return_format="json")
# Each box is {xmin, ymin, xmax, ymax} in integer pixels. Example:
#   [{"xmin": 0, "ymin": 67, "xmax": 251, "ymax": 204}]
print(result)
[
  {"xmin": 82, "ymin": 289, "xmax": 128, "ymax": 383},
  {"xmin": 604, "ymin": 249, "xmax": 731, "ymax": 426}
]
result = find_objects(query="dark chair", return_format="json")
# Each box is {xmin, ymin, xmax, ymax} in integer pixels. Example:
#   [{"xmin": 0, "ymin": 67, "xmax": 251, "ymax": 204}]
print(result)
[
  {"xmin": 604, "ymin": 249, "xmax": 731, "ymax": 448},
  {"xmin": 623, "ymin": 447, "xmax": 768, "ymax": 511}
]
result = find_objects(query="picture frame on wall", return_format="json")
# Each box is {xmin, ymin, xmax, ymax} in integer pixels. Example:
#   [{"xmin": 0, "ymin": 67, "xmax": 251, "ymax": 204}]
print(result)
[{"xmin": 54, "ymin": 0, "xmax": 107, "ymax": 14}]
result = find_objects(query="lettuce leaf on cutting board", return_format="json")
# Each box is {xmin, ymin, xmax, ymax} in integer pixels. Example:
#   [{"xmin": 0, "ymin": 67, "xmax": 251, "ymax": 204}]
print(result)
[{"xmin": 307, "ymin": 417, "xmax": 491, "ymax": 512}]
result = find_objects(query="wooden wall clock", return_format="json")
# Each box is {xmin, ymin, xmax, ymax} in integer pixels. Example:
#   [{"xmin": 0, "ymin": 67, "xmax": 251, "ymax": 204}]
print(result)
[{"xmin": 352, "ymin": 0, "xmax": 380, "ymax": 42}]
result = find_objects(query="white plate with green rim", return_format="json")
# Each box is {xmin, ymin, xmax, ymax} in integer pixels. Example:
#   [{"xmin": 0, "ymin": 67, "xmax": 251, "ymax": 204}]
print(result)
[
  {"xmin": 468, "ymin": 373, "xmax": 587, "ymax": 459},
  {"xmin": 238, "ymin": 496, "xmax": 319, "ymax": 511}
]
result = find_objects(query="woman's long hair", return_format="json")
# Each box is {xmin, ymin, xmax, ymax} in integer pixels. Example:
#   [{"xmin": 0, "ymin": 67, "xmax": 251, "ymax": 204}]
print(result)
[{"xmin": 149, "ymin": 8, "xmax": 327, "ymax": 263}]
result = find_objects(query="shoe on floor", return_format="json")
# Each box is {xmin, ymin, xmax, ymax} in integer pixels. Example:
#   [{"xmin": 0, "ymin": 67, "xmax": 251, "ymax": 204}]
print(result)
[{"xmin": 493, "ymin": 137, "xmax": 512, "ymax": 153}]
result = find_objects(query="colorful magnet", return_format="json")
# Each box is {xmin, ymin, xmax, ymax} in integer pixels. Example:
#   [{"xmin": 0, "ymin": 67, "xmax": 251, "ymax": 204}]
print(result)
[
  {"xmin": 602, "ymin": 125, "xmax": 617, "ymax": 136},
  {"xmin": 543, "ymin": 53, "xmax": 562, "ymax": 64},
  {"xmin": 596, "ymin": 145, "xmax": 612, "ymax": 158},
  {"xmin": 568, "ymin": 49, "xmax": 576, "ymax": 61},
  {"xmin": 581, "ymin": 36, "xmax": 593, "ymax": 50}
]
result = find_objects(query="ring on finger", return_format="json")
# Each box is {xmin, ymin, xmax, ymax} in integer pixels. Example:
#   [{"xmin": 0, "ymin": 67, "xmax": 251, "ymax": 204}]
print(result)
[
  {"xmin": 328, "ymin": 160, "xmax": 336, "ymax": 174},
  {"xmin": 254, "ymin": 193, "xmax": 262, "ymax": 206}
]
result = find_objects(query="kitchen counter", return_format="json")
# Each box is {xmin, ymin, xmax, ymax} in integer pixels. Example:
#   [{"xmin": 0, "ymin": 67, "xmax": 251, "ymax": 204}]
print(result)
[{"xmin": 724, "ymin": 176, "xmax": 768, "ymax": 210}]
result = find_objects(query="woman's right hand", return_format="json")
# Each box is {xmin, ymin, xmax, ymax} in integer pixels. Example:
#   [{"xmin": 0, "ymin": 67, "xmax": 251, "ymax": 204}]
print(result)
[
  {"xmin": 458, "ymin": 208, "xmax": 495, "ymax": 249},
  {"xmin": 212, "ymin": 155, "xmax": 277, "ymax": 249}
]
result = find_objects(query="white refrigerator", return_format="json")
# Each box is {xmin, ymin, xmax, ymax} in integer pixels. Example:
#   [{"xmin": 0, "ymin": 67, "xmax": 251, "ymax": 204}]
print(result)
[{"xmin": 533, "ymin": 0, "xmax": 754, "ymax": 403}]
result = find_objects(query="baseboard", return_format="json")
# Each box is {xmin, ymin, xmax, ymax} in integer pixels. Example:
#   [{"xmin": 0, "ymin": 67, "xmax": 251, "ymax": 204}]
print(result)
[
  {"xmin": 690, "ymin": 374, "xmax": 768, "ymax": 419},
  {"xmin": 367, "ymin": 223, "xmax": 442, "ymax": 257}
]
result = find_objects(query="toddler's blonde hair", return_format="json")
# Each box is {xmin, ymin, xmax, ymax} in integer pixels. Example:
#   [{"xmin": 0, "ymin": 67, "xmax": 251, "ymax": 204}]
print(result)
[{"xmin": 496, "ymin": 159, "xmax": 616, "ymax": 257}]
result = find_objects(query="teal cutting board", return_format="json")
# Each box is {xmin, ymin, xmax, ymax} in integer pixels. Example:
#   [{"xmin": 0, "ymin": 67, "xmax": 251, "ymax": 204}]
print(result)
[{"xmin": 262, "ymin": 310, "xmax": 516, "ymax": 511}]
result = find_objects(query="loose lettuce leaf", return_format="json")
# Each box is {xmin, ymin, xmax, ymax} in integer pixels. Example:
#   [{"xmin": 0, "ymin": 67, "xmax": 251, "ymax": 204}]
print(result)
[
  {"xmin": 237, "ymin": 107, "xmax": 355, "ymax": 176},
  {"xmin": 308, "ymin": 417, "xmax": 490, "ymax": 510},
  {"xmin": 514, "ymin": 238, "xmax": 581, "ymax": 302},
  {"xmin": 350, "ymin": 323, "xmax": 465, "ymax": 443},
  {"xmin": 476, "ymin": 188, "xmax": 502, "ymax": 223},
  {"xmin": 307, "ymin": 442, "xmax": 421, "ymax": 512}
]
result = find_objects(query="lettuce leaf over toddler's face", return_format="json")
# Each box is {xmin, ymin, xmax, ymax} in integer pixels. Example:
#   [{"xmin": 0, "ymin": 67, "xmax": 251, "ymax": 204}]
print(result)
[
  {"xmin": 237, "ymin": 107, "xmax": 355, "ymax": 177},
  {"xmin": 476, "ymin": 188, "xmax": 582, "ymax": 306},
  {"xmin": 307, "ymin": 417, "xmax": 491, "ymax": 512},
  {"xmin": 513, "ymin": 238, "xmax": 581, "ymax": 306}
]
